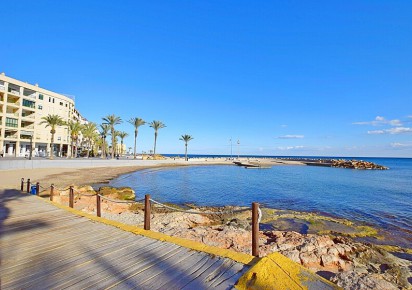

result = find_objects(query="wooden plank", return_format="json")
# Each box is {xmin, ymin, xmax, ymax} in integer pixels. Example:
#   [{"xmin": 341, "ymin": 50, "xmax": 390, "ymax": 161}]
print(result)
[
  {"xmin": 208, "ymin": 261, "xmax": 248, "ymax": 289},
  {"xmin": 159, "ymin": 255, "xmax": 220, "ymax": 289},
  {"xmin": 1, "ymin": 230, "xmax": 131, "ymax": 276},
  {"xmin": 63, "ymin": 240, "xmax": 173, "ymax": 289},
  {"xmin": 4, "ymin": 235, "xmax": 148, "ymax": 289},
  {"xmin": 140, "ymin": 251, "xmax": 209, "ymax": 289},
  {"xmin": 181, "ymin": 258, "xmax": 234, "ymax": 289}
]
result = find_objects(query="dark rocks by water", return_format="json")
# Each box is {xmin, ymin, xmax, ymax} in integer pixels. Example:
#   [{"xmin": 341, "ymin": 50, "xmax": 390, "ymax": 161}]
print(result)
[{"xmin": 331, "ymin": 159, "xmax": 389, "ymax": 170}]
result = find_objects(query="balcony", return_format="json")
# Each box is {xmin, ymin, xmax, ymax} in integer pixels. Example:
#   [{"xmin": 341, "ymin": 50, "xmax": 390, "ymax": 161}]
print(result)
[
  {"xmin": 21, "ymin": 124, "xmax": 35, "ymax": 130},
  {"xmin": 6, "ymin": 112, "xmax": 19, "ymax": 118},
  {"xmin": 0, "ymin": 85, "xmax": 5, "ymax": 91},
  {"xmin": 8, "ymin": 89, "xmax": 20, "ymax": 96},
  {"xmin": 21, "ymin": 113, "xmax": 35, "ymax": 120},
  {"xmin": 7, "ymin": 101, "xmax": 20, "ymax": 108}
]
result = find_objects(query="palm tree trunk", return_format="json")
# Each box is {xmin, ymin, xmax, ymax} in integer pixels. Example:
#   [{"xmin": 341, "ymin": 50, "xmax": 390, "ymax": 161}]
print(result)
[
  {"xmin": 111, "ymin": 129, "xmax": 115, "ymax": 159},
  {"xmin": 185, "ymin": 143, "xmax": 188, "ymax": 161},
  {"xmin": 153, "ymin": 132, "xmax": 157, "ymax": 156},
  {"xmin": 70, "ymin": 140, "xmax": 74, "ymax": 158},
  {"xmin": 50, "ymin": 136, "xmax": 54, "ymax": 159},
  {"xmin": 133, "ymin": 131, "xmax": 137, "ymax": 159}
]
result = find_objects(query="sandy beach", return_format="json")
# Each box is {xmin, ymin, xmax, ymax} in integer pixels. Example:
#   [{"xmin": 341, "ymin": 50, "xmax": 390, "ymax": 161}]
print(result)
[{"xmin": 0, "ymin": 157, "xmax": 303, "ymax": 190}]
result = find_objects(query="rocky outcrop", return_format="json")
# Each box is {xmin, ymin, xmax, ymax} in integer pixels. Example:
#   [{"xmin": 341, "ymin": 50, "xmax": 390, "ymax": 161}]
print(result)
[{"xmin": 332, "ymin": 160, "xmax": 388, "ymax": 170}]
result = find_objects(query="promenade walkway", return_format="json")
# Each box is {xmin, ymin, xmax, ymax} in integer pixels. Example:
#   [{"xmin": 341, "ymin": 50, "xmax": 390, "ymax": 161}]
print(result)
[
  {"xmin": 0, "ymin": 189, "xmax": 249, "ymax": 289},
  {"xmin": 1, "ymin": 188, "xmax": 338, "ymax": 289}
]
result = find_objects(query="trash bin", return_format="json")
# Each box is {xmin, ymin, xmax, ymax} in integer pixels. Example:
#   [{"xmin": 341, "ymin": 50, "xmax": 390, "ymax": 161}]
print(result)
[{"xmin": 31, "ymin": 185, "xmax": 37, "ymax": 195}]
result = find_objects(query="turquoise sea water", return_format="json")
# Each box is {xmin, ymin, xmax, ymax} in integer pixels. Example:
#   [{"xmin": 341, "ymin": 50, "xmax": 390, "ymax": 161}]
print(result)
[{"xmin": 109, "ymin": 157, "xmax": 412, "ymax": 247}]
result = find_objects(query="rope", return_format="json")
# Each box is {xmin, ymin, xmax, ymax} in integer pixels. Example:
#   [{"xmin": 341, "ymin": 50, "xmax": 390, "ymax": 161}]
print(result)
[
  {"xmin": 97, "ymin": 194, "xmax": 137, "ymax": 204},
  {"xmin": 149, "ymin": 198, "xmax": 250, "ymax": 215}
]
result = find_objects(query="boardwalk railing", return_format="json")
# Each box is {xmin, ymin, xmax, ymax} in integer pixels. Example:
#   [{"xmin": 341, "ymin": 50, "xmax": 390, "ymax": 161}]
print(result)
[{"xmin": 19, "ymin": 177, "xmax": 262, "ymax": 257}]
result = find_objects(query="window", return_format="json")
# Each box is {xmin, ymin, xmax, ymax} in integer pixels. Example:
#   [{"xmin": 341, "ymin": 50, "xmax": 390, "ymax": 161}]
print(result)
[
  {"xmin": 60, "ymin": 102, "xmax": 63, "ymax": 106},
  {"xmin": 39, "ymin": 94, "xmax": 44, "ymax": 100},
  {"xmin": 5, "ymin": 117, "xmax": 18, "ymax": 127},
  {"xmin": 23, "ymin": 99, "xmax": 35, "ymax": 108},
  {"xmin": 49, "ymin": 97, "xmax": 51, "ymax": 102},
  {"xmin": 65, "ymin": 104, "xmax": 68, "ymax": 107},
  {"xmin": 53, "ymin": 98, "xmax": 55, "ymax": 103},
  {"xmin": 38, "ymin": 105, "xmax": 43, "ymax": 110}
]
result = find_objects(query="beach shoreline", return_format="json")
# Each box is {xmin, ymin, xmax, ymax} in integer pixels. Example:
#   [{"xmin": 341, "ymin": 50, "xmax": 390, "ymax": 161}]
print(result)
[{"xmin": 1, "ymin": 159, "xmax": 411, "ymax": 289}]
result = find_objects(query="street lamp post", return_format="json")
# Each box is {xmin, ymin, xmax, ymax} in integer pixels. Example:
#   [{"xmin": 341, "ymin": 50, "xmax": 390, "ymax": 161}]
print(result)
[
  {"xmin": 230, "ymin": 138, "xmax": 233, "ymax": 159},
  {"xmin": 237, "ymin": 139, "xmax": 240, "ymax": 159}
]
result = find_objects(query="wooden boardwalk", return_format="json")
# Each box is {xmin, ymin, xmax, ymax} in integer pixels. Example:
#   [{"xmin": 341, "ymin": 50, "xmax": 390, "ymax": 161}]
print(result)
[{"xmin": 0, "ymin": 189, "xmax": 249, "ymax": 289}]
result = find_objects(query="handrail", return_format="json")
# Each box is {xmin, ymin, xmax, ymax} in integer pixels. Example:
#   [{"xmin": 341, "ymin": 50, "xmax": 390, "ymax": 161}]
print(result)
[{"xmin": 20, "ymin": 177, "xmax": 262, "ymax": 257}]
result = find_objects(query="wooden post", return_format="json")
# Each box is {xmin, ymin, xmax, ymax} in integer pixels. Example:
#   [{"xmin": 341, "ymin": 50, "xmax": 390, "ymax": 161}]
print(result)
[
  {"xmin": 27, "ymin": 178, "xmax": 31, "ymax": 193},
  {"xmin": 50, "ymin": 184, "xmax": 54, "ymax": 201},
  {"xmin": 21, "ymin": 178, "xmax": 24, "ymax": 191},
  {"xmin": 252, "ymin": 202, "xmax": 260, "ymax": 257},
  {"xmin": 69, "ymin": 186, "xmax": 74, "ymax": 208},
  {"xmin": 36, "ymin": 182, "xmax": 40, "ymax": 196},
  {"xmin": 96, "ymin": 194, "xmax": 101, "ymax": 217},
  {"xmin": 144, "ymin": 194, "xmax": 151, "ymax": 230}
]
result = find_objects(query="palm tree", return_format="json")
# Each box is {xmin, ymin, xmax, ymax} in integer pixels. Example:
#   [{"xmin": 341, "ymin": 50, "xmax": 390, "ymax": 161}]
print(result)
[
  {"xmin": 149, "ymin": 120, "xmax": 166, "ymax": 156},
  {"xmin": 180, "ymin": 134, "xmax": 194, "ymax": 161},
  {"xmin": 117, "ymin": 131, "xmax": 129, "ymax": 157},
  {"xmin": 82, "ymin": 122, "xmax": 97, "ymax": 158},
  {"xmin": 67, "ymin": 121, "xmax": 83, "ymax": 158},
  {"xmin": 128, "ymin": 117, "xmax": 146, "ymax": 159},
  {"xmin": 40, "ymin": 114, "xmax": 65, "ymax": 159},
  {"xmin": 102, "ymin": 115, "xmax": 122, "ymax": 159},
  {"xmin": 99, "ymin": 124, "xmax": 110, "ymax": 158}
]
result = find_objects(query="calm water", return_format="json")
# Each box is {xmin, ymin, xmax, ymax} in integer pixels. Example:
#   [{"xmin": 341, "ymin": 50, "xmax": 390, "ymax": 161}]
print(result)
[{"xmin": 109, "ymin": 157, "xmax": 412, "ymax": 246}]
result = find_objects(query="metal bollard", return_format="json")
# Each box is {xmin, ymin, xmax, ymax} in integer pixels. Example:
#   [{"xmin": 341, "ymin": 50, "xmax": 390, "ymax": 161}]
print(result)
[
  {"xmin": 144, "ymin": 194, "xmax": 151, "ymax": 230},
  {"xmin": 21, "ymin": 178, "xmax": 24, "ymax": 191},
  {"xmin": 36, "ymin": 182, "xmax": 40, "ymax": 196}
]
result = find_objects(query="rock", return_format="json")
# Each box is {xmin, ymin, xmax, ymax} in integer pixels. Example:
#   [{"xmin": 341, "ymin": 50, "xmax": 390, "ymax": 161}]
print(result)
[
  {"xmin": 331, "ymin": 271, "xmax": 398, "ymax": 290},
  {"xmin": 99, "ymin": 186, "xmax": 135, "ymax": 200}
]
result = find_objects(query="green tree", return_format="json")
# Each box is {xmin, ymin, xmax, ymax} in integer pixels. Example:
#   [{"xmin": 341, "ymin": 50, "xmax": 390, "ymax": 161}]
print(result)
[
  {"xmin": 67, "ymin": 121, "xmax": 83, "ymax": 158},
  {"xmin": 180, "ymin": 134, "xmax": 194, "ymax": 161},
  {"xmin": 117, "ymin": 131, "xmax": 129, "ymax": 157},
  {"xmin": 99, "ymin": 124, "xmax": 110, "ymax": 158},
  {"xmin": 149, "ymin": 120, "xmax": 166, "ymax": 156},
  {"xmin": 102, "ymin": 114, "xmax": 122, "ymax": 159},
  {"xmin": 40, "ymin": 114, "xmax": 65, "ymax": 159},
  {"xmin": 128, "ymin": 117, "xmax": 146, "ymax": 159},
  {"xmin": 82, "ymin": 122, "xmax": 97, "ymax": 158}
]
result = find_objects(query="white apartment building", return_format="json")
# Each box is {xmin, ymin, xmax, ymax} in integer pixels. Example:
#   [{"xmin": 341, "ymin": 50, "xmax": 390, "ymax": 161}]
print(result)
[{"xmin": 0, "ymin": 73, "xmax": 83, "ymax": 157}]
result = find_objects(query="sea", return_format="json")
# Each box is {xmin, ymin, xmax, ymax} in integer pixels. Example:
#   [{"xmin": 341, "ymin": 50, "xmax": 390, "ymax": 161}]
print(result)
[{"xmin": 108, "ymin": 156, "xmax": 412, "ymax": 248}]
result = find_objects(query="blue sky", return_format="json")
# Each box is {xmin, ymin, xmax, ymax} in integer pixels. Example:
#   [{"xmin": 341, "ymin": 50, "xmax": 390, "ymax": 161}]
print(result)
[{"xmin": 1, "ymin": 1, "xmax": 411, "ymax": 157}]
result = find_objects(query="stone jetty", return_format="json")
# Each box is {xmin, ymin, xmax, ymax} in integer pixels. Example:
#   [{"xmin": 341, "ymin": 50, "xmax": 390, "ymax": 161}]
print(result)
[{"xmin": 331, "ymin": 159, "xmax": 389, "ymax": 170}]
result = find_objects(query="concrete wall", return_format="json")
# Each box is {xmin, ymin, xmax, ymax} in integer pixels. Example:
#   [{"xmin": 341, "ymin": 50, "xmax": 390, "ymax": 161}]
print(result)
[{"xmin": 0, "ymin": 159, "xmax": 186, "ymax": 170}]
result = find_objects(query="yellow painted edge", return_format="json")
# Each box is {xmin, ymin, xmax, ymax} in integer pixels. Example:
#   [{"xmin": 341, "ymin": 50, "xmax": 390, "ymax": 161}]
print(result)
[
  {"xmin": 235, "ymin": 252, "xmax": 341, "ymax": 290},
  {"xmin": 38, "ymin": 196, "xmax": 257, "ymax": 266}
]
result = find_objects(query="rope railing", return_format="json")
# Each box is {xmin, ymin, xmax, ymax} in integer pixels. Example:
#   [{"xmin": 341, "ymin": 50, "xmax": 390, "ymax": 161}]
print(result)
[{"xmin": 19, "ymin": 177, "xmax": 262, "ymax": 257}]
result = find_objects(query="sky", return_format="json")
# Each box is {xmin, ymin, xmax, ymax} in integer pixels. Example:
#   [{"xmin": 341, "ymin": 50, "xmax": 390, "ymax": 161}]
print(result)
[{"xmin": 1, "ymin": 1, "xmax": 411, "ymax": 157}]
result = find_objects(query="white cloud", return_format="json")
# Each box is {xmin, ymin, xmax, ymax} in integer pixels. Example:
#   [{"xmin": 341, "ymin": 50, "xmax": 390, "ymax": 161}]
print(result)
[
  {"xmin": 278, "ymin": 135, "xmax": 304, "ymax": 139},
  {"xmin": 353, "ymin": 116, "xmax": 402, "ymax": 127},
  {"xmin": 280, "ymin": 124, "xmax": 288, "ymax": 128},
  {"xmin": 276, "ymin": 146, "xmax": 304, "ymax": 150},
  {"xmin": 368, "ymin": 130, "xmax": 385, "ymax": 135},
  {"xmin": 368, "ymin": 127, "xmax": 412, "ymax": 135},
  {"xmin": 390, "ymin": 142, "xmax": 412, "ymax": 148}
]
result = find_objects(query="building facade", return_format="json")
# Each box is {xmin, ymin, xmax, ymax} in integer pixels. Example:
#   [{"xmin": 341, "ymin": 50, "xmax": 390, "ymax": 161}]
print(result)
[{"xmin": 0, "ymin": 73, "xmax": 81, "ymax": 157}]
